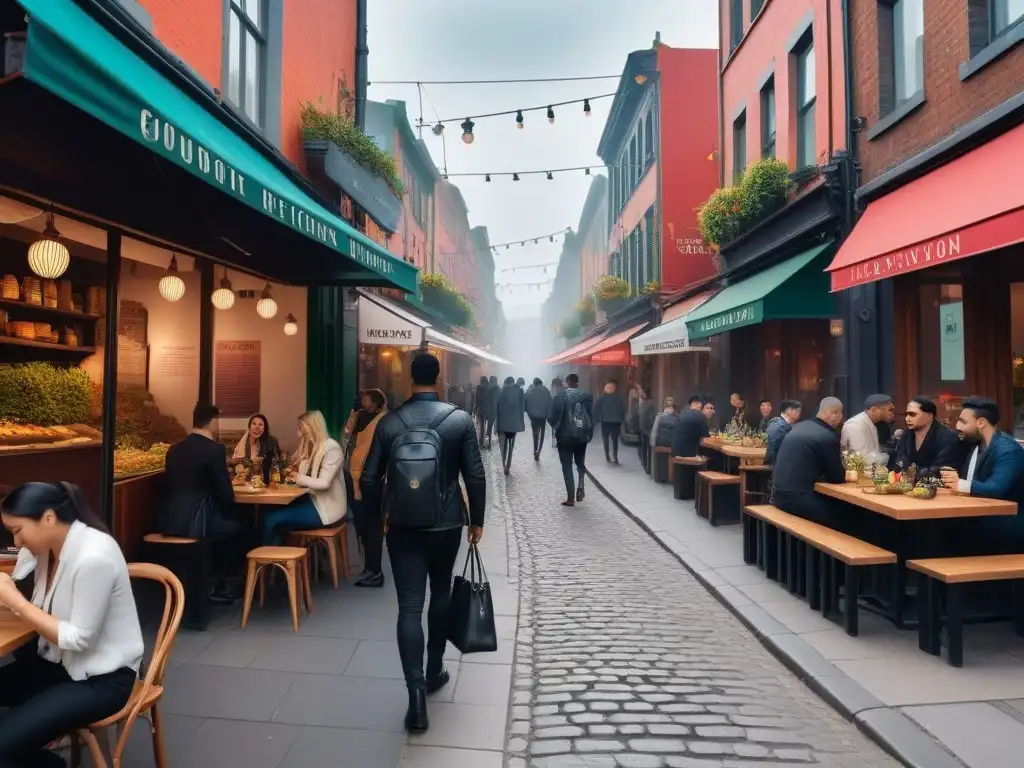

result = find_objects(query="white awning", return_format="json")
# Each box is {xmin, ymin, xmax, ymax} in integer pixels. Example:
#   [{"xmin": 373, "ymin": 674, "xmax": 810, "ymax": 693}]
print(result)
[
  {"xmin": 630, "ymin": 291, "xmax": 713, "ymax": 356},
  {"xmin": 357, "ymin": 289, "xmax": 429, "ymax": 346},
  {"xmin": 426, "ymin": 328, "xmax": 511, "ymax": 365}
]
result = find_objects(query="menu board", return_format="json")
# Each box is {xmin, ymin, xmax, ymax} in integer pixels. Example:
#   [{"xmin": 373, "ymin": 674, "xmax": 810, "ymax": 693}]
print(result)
[{"xmin": 215, "ymin": 341, "xmax": 261, "ymax": 418}]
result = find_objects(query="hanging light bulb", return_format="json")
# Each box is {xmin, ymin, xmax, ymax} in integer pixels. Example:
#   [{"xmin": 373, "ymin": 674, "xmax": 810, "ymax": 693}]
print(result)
[
  {"xmin": 283, "ymin": 313, "xmax": 298, "ymax": 336},
  {"xmin": 585, "ymin": 167, "xmax": 591, "ymax": 175},
  {"xmin": 485, "ymin": 174, "xmax": 491, "ymax": 182},
  {"xmin": 583, "ymin": 99, "xmax": 592, "ymax": 117},
  {"xmin": 210, "ymin": 268, "xmax": 235, "ymax": 310},
  {"xmin": 158, "ymin": 254, "xmax": 186, "ymax": 302},
  {"xmin": 27, "ymin": 212, "xmax": 70, "ymax": 279},
  {"xmin": 460, "ymin": 118, "xmax": 475, "ymax": 144},
  {"xmin": 515, "ymin": 110, "xmax": 524, "ymax": 129},
  {"xmin": 431, "ymin": 122, "xmax": 445, "ymax": 136},
  {"xmin": 512, "ymin": 173, "xmax": 520, "ymax": 181},
  {"xmin": 546, "ymin": 172, "xmax": 554, "ymax": 180},
  {"xmin": 549, "ymin": 236, "xmax": 554, "ymax": 243},
  {"xmin": 505, "ymin": 244, "xmax": 509, "ymax": 250},
  {"xmin": 547, "ymin": 106, "xmax": 555, "ymax": 124},
  {"xmin": 256, "ymin": 283, "xmax": 278, "ymax": 319}
]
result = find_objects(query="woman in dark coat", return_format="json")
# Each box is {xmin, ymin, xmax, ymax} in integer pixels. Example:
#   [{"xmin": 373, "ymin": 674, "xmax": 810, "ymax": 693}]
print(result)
[{"xmin": 496, "ymin": 376, "xmax": 527, "ymax": 475}]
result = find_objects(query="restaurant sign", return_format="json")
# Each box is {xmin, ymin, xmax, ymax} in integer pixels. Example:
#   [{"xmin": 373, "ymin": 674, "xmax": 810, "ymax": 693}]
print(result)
[
  {"xmin": 357, "ymin": 295, "xmax": 425, "ymax": 346},
  {"xmin": 687, "ymin": 302, "xmax": 763, "ymax": 339},
  {"xmin": 589, "ymin": 348, "xmax": 633, "ymax": 366}
]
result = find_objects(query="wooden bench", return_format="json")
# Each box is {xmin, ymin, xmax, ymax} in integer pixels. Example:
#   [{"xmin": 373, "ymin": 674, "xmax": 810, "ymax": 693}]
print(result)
[
  {"xmin": 652, "ymin": 446, "xmax": 672, "ymax": 483},
  {"xmin": 671, "ymin": 456, "xmax": 706, "ymax": 500},
  {"xmin": 143, "ymin": 533, "xmax": 209, "ymax": 631},
  {"xmin": 908, "ymin": 555, "xmax": 1024, "ymax": 667},
  {"xmin": 695, "ymin": 471, "xmax": 741, "ymax": 526},
  {"xmin": 746, "ymin": 505, "xmax": 897, "ymax": 636}
]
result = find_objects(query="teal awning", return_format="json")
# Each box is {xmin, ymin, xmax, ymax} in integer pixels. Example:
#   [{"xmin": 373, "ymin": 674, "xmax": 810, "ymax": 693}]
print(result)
[
  {"xmin": 17, "ymin": 0, "xmax": 418, "ymax": 294},
  {"xmin": 686, "ymin": 242, "xmax": 836, "ymax": 340}
]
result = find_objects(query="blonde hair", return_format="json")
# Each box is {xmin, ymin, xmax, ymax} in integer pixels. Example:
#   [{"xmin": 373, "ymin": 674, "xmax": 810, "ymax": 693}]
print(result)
[{"xmin": 296, "ymin": 410, "xmax": 330, "ymax": 469}]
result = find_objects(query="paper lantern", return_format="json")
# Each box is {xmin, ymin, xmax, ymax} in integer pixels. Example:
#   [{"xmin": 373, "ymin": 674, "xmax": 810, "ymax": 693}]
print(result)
[
  {"xmin": 158, "ymin": 254, "xmax": 185, "ymax": 302},
  {"xmin": 27, "ymin": 213, "xmax": 70, "ymax": 279},
  {"xmin": 256, "ymin": 283, "xmax": 278, "ymax": 319},
  {"xmin": 283, "ymin": 313, "xmax": 298, "ymax": 336},
  {"xmin": 211, "ymin": 270, "xmax": 234, "ymax": 310}
]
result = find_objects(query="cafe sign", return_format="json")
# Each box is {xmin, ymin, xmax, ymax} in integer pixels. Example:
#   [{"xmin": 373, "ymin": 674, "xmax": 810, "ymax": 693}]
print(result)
[
  {"xmin": 687, "ymin": 301, "xmax": 763, "ymax": 340},
  {"xmin": 357, "ymin": 294, "xmax": 426, "ymax": 346}
]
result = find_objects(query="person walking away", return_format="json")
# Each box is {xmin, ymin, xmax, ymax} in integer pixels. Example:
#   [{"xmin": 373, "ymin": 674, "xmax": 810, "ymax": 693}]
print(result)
[
  {"xmin": 343, "ymin": 390, "xmax": 388, "ymax": 587},
  {"xmin": 672, "ymin": 396, "xmax": 708, "ymax": 457},
  {"xmin": 483, "ymin": 375, "xmax": 500, "ymax": 449},
  {"xmin": 161, "ymin": 403, "xmax": 248, "ymax": 605},
  {"xmin": 637, "ymin": 387, "xmax": 657, "ymax": 472},
  {"xmin": 473, "ymin": 376, "xmax": 489, "ymax": 445},
  {"xmin": 549, "ymin": 373, "xmax": 594, "ymax": 506},
  {"xmin": 765, "ymin": 399, "xmax": 802, "ymax": 465},
  {"xmin": 650, "ymin": 397, "xmax": 680, "ymax": 453},
  {"xmin": 516, "ymin": 377, "xmax": 526, "ymax": 390},
  {"xmin": 360, "ymin": 352, "xmax": 485, "ymax": 734},
  {"xmin": 525, "ymin": 377, "xmax": 553, "ymax": 459},
  {"xmin": 594, "ymin": 379, "xmax": 626, "ymax": 463},
  {"xmin": 0, "ymin": 482, "xmax": 144, "ymax": 767},
  {"xmin": 550, "ymin": 377, "xmax": 564, "ymax": 449},
  {"xmin": 496, "ymin": 376, "xmax": 526, "ymax": 475}
]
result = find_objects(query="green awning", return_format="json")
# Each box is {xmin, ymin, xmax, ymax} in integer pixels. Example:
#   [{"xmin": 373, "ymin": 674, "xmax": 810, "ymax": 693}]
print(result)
[
  {"xmin": 17, "ymin": 0, "xmax": 418, "ymax": 294},
  {"xmin": 686, "ymin": 242, "xmax": 836, "ymax": 339}
]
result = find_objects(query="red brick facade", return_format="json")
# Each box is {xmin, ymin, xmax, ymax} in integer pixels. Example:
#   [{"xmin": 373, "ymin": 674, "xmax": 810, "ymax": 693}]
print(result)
[
  {"xmin": 142, "ymin": 0, "xmax": 223, "ymax": 89},
  {"xmin": 850, "ymin": 0, "xmax": 1024, "ymax": 183}
]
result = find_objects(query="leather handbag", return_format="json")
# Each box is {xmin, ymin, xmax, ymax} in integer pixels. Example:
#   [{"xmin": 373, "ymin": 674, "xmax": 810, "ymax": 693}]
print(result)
[{"xmin": 448, "ymin": 543, "xmax": 498, "ymax": 654}]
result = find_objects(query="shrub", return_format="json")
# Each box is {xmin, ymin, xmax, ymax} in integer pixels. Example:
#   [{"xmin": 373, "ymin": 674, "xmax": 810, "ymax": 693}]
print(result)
[
  {"xmin": 698, "ymin": 185, "xmax": 746, "ymax": 249},
  {"xmin": 575, "ymin": 296, "xmax": 596, "ymax": 326},
  {"xmin": 0, "ymin": 363, "xmax": 92, "ymax": 426},
  {"xmin": 420, "ymin": 273, "xmax": 474, "ymax": 328},
  {"xmin": 740, "ymin": 157, "xmax": 791, "ymax": 221},
  {"xmin": 560, "ymin": 318, "xmax": 581, "ymax": 339},
  {"xmin": 301, "ymin": 102, "xmax": 405, "ymax": 197},
  {"xmin": 594, "ymin": 275, "xmax": 632, "ymax": 301}
]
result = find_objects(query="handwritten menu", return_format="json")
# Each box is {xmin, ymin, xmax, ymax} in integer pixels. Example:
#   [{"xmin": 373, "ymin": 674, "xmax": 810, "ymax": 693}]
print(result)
[{"xmin": 215, "ymin": 341, "xmax": 260, "ymax": 418}]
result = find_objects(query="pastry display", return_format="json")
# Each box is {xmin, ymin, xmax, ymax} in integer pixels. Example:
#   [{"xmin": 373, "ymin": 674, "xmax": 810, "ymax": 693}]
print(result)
[
  {"xmin": 42, "ymin": 280, "xmax": 57, "ymax": 308},
  {"xmin": 2, "ymin": 275, "xmax": 19, "ymax": 300},
  {"xmin": 57, "ymin": 280, "xmax": 73, "ymax": 310},
  {"xmin": 21, "ymin": 277, "xmax": 41, "ymax": 305}
]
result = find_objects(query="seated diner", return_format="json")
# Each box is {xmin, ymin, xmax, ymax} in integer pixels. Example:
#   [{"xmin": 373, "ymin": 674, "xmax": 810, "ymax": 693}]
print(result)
[
  {"xmin": 671, "ymin": 395, "xmax": 708, "ymax": 458},
  {"xmin": 0, "ymin": 482, "xmax": 144, "ymax": 768},
  {"xmin": 893, "ymin": 396, "xmax": 960, "ymax": 474},
  {"xmin": 232, "ymin": 413, "xmax": 282, "ymax": 484}
]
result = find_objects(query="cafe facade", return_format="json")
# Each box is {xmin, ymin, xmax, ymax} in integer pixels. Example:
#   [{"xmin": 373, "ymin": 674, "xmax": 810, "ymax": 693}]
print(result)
[{"xmin": 0, "ymin": 0, "xmax": 418, "ymax": 557}]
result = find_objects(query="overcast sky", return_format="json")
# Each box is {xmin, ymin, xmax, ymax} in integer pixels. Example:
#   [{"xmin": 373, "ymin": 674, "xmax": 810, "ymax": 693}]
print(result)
[{"xmin": 367, "ymin": 0, "xmax": 718, "ymax": 320}]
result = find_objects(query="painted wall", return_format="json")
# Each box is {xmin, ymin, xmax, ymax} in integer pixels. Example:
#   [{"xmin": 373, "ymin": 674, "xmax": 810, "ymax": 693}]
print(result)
[
  {"xmin": 579, "ymin": 177, "xmax": 610, "ymax": 299},
  {"xmin": 657, "ymin": 46, "xmax": 720, "ymax": 291},
  {"xmin": 850, "ymin": 0, "xmax": 1024, "ymax": 184},
  {"xmin": 141, "ymin": 0, "xmax": 223, "ymax": 88},
  {"xmin": 434, "ymin": 182, "xmax": 478, "ymax": 305},
  {"xmin": 720, "ymin": 0, "xmax": 847, "ymax": 180}
]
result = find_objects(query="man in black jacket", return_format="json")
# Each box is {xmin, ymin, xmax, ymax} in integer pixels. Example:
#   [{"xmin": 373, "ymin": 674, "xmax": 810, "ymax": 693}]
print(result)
[
  {"xmin": 671, "ymin": 395, "xmax": 708, "ymax": 458},
  {"xmin": 549, "ymin": 373, "xmax": 594, "ymax": 506},
  {"xmin": 594, "ymin": 378, "xmax": 626, "ymax": 463},
  {"xmin": 771, "ymin": 397, "xmax": 849, "ymax": 530},
  {"xmin": 765, "ymin": 399, "xmax": 802, "ymax": 465},
  {"xmin": 893, "ymin": 396, "xmax": 960, "ymax": 474},
  {"xmin": 360, "ymin": 353, "xmax": 486, "ymax": 734},
  {"xmin": 473, "ymin": 376, "xmax": 489, "ymax": 445}
]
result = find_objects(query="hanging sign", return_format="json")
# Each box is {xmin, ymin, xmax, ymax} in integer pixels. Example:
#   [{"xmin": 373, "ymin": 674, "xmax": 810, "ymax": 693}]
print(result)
[{"xmin": 358, "ymin": 295, "xmax": 426, "ymax": 346}]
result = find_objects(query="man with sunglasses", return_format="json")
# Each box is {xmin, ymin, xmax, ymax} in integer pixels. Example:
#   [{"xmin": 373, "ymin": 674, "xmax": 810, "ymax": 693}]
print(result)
[{"xmin": 893, "ymin": 396, "xmax": 960, "ymax": 474}]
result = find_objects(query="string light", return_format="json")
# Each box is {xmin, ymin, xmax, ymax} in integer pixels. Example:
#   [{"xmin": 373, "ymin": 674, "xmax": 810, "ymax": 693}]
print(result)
[
  {"xmin": 583, "ymin": 98, "xmax": 592, "ymax": 116},
  {"xmin": 546, "ymin": 172, "xmax": 553, "ymax": 180},
  {"xmin": 515, "ymin": 110, "xmax": 524, "ymax": 129},
  {"xmin": 547, "ymin": 106, "xmax": 555, "ymax": 124},
  {"xmin": 431, "ymin": 122, "xmax": 444, "ymax": 136},
  {"xmin": 440, "ymin": 162, "xmax": 644, "ymax": 180},
  {"xmin": 512, "ymin": 173, "xmax": 520, "ymax": 181},
  {"xmin": 460, "ymin": 118, "xmax": 475, "ymax": 144},
  {"xmin": 485, "ymin": 174, "xmax": 491, "ymax": 182},
  {"xmin": 434, "ymin": 227, "xmax": 573, "ymax": 259}
]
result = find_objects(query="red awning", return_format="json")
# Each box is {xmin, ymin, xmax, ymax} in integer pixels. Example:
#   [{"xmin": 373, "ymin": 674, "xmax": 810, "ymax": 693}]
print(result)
[
  {"xmin": 543, "ymin": 332, "xmax": 607, "ymax": 366},
  {"xmin": 827, "ymin": 122, "xmax": 1024, "ymax": 291},
  {"xmin": 576, "ymin": 322, "xmax": 649, "ymax": 366}
]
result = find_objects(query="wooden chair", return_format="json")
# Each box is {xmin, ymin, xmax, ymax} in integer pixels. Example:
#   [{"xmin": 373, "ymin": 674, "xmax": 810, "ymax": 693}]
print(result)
[
  {"xmin": 241, "ymin": 546, "xmax": 313, "ymax": 633},
  {"xmin": 71, "ymin": 563, "xmax": 185, "ymax": 768},
  {"xmin": 287, "ymin": 522, "xmax": 351, "ymax": 589},
  {"xmin": 695, "ymin": 471, "xmax": 741, "ymax": 526},
  {"xmin": 671, "ymin": 456, "xmax": 706, "ymax": 500}
]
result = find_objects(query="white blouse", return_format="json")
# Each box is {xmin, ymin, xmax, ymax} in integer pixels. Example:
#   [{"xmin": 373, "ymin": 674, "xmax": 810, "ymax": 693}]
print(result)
[{"xmin": 12, "ymin": 520, "xmax": 144, "ymax": 681}]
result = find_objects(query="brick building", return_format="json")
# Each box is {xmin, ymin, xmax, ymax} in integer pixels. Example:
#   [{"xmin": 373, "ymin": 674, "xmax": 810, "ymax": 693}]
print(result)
[{"xmin": 827, "ymin": 0, "xmax": 1024, "ymax": 429}]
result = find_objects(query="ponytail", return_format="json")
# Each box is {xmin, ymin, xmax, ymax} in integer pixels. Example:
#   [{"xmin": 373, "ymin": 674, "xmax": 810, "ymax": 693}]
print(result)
[{"xmin": 2, "ymin": 481, "xmax": 109, "ymax": 534}]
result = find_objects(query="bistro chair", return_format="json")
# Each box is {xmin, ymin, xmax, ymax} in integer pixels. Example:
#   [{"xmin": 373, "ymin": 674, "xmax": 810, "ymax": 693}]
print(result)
[
  {"xmin": 70, "ymin": 562, "xmax": 185, "ymax": 768},
  {"xmin": 287, "ymin": 521, "xmax": 352, "ymax": 589},
  {"xmin": 241, "ymin": 546, "xmax": 313, "ymax": 633}
]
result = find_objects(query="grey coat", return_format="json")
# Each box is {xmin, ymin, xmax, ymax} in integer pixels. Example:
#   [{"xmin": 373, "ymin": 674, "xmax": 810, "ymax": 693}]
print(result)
[
  {"xmin": 525, "ymin": 384, "xmax": 552, "ymax": 419},
  {"xmin": 496, "ymin": 383, "xmax": 527, "ymax": 433}
]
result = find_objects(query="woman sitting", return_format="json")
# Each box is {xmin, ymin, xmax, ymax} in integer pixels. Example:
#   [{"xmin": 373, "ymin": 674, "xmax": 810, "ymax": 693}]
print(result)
[
  {"xmin": 0, "ymin": 482, "xmax": 144, "ymax": 767},
  {"xmin": 233, "ymin": 413, "xmax": 280, "ymax": 484},
  {"xmin": 261, "ymin": 410, "xmax": 346, "ymax": 545}
]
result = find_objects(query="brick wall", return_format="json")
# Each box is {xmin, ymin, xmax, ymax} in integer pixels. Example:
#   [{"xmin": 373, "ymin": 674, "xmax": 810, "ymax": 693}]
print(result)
[
  {"xmin": 140, "ymin": 0, "xmax": 223, "ymax": 88},
  {"xmin": 851, "ymin": 0, "xmax": 1024, "ymax": 183}
]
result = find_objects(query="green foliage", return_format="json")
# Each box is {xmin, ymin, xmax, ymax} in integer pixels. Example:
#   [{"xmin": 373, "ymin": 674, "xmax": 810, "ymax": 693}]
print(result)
[
  {"xmin": 560, "ymin": 318, "xmax": 581, "ymax": 339},
  {"xmin": 575, "ymin": 296, "xmax": 596, "ymax": 327},
  {"xmin": 420, "ymin": 273, "xmax": 474, "ymax": 328},
  {"xmin": 594, "ymin": 274, "xmax": 632, "ymax": 312},
  {"xmin": 643, "ymin": 280, "xmax": 661, "ymax": 295},
  {"xmin": 698, "ymin": 186, "xmax": 746, "ymax": 249},
  {"xmin": 698, "ymin": 157, "xmax": 792, "ymax": 249},
  {"xmin": 301, "ymin": 102, "xmax": 405, "ymax": 197},
  {"xmin": 0, "ymin": 363, "xmax": 91, "ymax": 426}
]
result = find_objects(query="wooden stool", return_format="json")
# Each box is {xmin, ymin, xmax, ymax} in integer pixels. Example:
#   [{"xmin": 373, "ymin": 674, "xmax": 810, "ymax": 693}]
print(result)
[
  {"xmin": 143, "ymin": 533, "xmax": 209, "ymax": 631},
  {"xmin": 671, "ymin": 456, "xmax": 706, "ymax": 500},
  {"xmin": 241, "ymin": 546, "xmax": 313, "ymax": 633},
  {"xmin": 651, "ymin": 446, "xmax": 672, "ymax": 483},
  {"xmin": 287, "ymin": 523, "xmax": 351, "ymax": 589},
  {"xmin": 695, "ymin": 471, "xmax": 741, "ymax": 526}
]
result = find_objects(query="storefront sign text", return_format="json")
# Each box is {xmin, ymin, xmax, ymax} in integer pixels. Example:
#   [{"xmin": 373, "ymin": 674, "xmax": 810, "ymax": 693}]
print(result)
[
  {"xmin": 689, "ymin": 302, "xmax": 761, "ymax": 338},
  {"xmin": 840, "ymin": 234, "xmax": 961, "ymax": 288},
  {"xmin": 364, "ymin": 327, "xmax": 415, "ymax": 341}
]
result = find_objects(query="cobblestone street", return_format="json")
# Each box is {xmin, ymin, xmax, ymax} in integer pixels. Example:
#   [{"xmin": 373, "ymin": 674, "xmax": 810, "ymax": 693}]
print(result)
[{"xmin": 496, "ymin": 440, "xmax": 900, "ymax": 768}]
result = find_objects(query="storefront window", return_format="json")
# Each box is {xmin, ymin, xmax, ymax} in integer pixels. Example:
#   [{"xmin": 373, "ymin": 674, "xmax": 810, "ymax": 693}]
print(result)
[
  {"xmin": 917, "ymin": 283, "xmax": 967, "ymax": 423},
  {"xmin": 1010, "ymin": 283, "xmax": 1024, "ymax": 437}
]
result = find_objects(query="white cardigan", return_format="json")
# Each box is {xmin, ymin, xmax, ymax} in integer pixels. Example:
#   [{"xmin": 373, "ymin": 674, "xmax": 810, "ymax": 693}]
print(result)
[
  {"xmin": 12, "ymin": 521, "xmax": 144, "ymax": 681},
  {"xmin": 296, "ymin": 438, "xmax": 347, "ymax": 526}
]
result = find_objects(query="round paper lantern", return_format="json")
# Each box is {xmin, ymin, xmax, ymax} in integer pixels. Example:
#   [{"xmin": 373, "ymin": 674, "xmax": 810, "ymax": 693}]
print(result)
[
  {"xmin": 283, "ymin": 314, "xmax": 298, "ymax": 336},
  {"xmin": 158, "ymin": 255, "xmax": 185, "ymax": 302},
  {"xmin": 28, "ymin": 214, "xmax": 70, "ymax": 279},
  {"xmin": 211, "ymin": 271, "xmax": 234, "ymax": 310},
  {"xmin": 256, "ymin": 284, "xmax": 278, "ymax": 319}
]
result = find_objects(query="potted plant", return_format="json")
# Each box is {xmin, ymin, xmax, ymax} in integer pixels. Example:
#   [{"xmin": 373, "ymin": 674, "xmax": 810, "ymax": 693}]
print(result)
[
  {"xmin": 420, "ymin": 273, "xmax": 474, "ymax": 328},
  {"xmin": 575, "ymin": 296, "xmax": 596, "ymax": 327},
  {"xmin": 594, "ymin": 275, "xmax": 632, "ymax": 316}
]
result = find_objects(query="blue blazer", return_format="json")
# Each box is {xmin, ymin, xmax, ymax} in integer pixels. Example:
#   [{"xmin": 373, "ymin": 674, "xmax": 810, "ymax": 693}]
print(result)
[{"xmin": 966, "ymin": 431, "xmax": 1024, "ymax": 507}]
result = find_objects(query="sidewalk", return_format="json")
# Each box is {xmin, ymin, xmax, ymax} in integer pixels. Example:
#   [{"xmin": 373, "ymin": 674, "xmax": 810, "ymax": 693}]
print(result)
[
  {"xmin": 586, "ymin": 441, "xmax": 1024, "ymax": 768},
  {"xmin": 116, "ymin": 460, "xmax": 516, "ymax": 768}
]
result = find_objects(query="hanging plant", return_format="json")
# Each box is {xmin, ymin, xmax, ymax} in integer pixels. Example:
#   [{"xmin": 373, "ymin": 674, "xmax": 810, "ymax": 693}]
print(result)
[
  {"xmin": 593, "ymin": 275, "xmax": 632, "ymax": 312},
  {"xmin": 698, "ymin": 157, "xmax": 792, "ymax": 250},
  {"xmin": 420, "ymin": 273, "xmax": 474, "ymax": 328},
  {"xmin": 575, "ymin": 295, "xmax": 596, "ymax": 326},
  {"xmin": 560, "ymin": 317, "xmax": 581, "ymax": 339}
]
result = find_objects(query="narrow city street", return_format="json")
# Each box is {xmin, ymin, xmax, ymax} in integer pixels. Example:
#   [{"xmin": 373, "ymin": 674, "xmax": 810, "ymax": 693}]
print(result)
[{"xmin": 500, "ymin": 439, "xmax": 899, "ymax": 767}]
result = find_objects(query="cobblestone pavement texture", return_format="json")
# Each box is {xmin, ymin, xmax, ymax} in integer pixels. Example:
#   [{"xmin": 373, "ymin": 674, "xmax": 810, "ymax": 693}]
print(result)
[{"xmin": 494, "ymin": 439, "xmax": 899, "ymax": 768}]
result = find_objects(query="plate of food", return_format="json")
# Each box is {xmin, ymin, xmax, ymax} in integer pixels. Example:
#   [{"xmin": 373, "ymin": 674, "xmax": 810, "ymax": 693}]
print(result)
[{"xmin": 234, "ymin": 485, "xmax": 265, "ymax": 495}]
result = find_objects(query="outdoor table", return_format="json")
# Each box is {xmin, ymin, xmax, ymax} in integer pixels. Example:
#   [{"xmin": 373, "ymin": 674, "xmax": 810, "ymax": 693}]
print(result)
[
  {"xmin": 234, "ymin": 485, "xmax": 309, "ymax": 523},
  {"xmin": 814, "ymin": 482, "xmax": 1017, "ymax": 627},
  {"xmin": 0, "ymin": 607, "xmax": 34, "ymax": 656},
  {"xmin": 700, "ymin": 439, "xmax": 766, "ymax": 473}
]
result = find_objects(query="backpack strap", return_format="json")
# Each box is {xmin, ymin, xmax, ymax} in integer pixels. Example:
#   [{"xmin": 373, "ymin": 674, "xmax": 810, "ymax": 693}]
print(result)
[{"xmin": 429, "ymin": 404, "xmax": 458, "ymax": 430}]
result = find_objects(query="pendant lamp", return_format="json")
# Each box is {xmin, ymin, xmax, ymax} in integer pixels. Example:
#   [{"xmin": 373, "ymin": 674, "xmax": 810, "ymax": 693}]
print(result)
[
  {"xmin": 158, "ymin": 254, "xmax": 186, "ymax": 302},
  {"xmin": 283, "ymin": 314, "xmax": 298, "ymax": 336},
  {"xmin": 210, "ymin": 268, "xmax": 235, "ymax": 310},
  {"xmin": 256, "ymin": 283, "xmax": 278, "ymax": 319},
  {"xmin": 27, "ymin": 213, "xmax": 71, "ymax": 279}
]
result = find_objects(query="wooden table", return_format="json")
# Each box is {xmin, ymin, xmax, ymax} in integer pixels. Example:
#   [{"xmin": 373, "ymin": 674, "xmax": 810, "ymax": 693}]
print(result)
[
  {"xmin": 233, "ymin": 486, "xmax": 308, "ymax": 506},
  {"xmin": 0, "ymin": 607, "xmax": 33, "ymax": 656},
  {"xmin": 815, "ymin": 482, "xmax": 1017, "ymax": 627},
  {"xmin": 700, "ymin": 439, "xmax": 767, "ymax": 469}
]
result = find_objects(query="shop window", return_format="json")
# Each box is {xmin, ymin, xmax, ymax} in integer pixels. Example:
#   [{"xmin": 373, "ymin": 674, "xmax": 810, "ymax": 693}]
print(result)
[
  {"xmin": 225, "ymin": 0, "xmax": 267, "ymax": 127},
  {"xmin": 795, "ymin": 36, "xmax": 816, "ymax": 169},
  {"xmin": 732, "ymin": 110, "xmax": 747, "ymax": 183},
  {"xmin": 1010, "ymin": 283, "xmax": 1024, "ymax": 437},
  {"xmin": 878, "ymin": 0, "xmax": 924, "ymax": 117},
  {"xmin": 917, "ymin": 283, "xmax": 967, "ymax": 398},
  {"xmin": 760, "ymin": 78, "xmax": 776, "ymax": 158},
  {"xmin": 730, "ymin": 0, "xmax": 744, "ymax": 52},
  {"xmin": 643, "ymin": 110, "xmax": 655, "ymax": 163},
  {"xmin": 992, "ymin": 0, "xmax": 1024, "ymax": 37}
]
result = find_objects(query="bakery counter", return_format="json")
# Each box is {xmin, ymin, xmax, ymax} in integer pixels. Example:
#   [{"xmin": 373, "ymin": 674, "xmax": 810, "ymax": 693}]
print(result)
[{"xmin": 0, "ymin": 439, "xmax": 102, "ymax": 514}]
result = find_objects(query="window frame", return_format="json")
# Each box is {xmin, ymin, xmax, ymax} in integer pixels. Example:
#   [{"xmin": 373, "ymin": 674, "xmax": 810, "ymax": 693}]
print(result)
[
  {"xmin": 877, "ymin": 0, "xmax": 925, "ymax": 119},
  {"xmin": 224, "ymin": 0, "xmax": 269, "ymax": 130},
  {"xmin": 794, "ymin": 36, "xmax": 817, "ymax": 169},
  {"xmin": 730, "ymin": 0, "xmax": 745, "ymax": 52},
  {"xmin": 991, "ymin": 0, "xmax": 1024, "ymax": 39},
  {"xmin": 760, "ymin": 77, "xmax": 776, "ymax": 158},
  {"xmin": 732, "ymin": 110, "xmax": 747, "ymax": 183}
]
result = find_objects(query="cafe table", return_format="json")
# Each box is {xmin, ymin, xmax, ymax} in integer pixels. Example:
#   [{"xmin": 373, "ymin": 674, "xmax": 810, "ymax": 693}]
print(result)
[
  {"xmin": 814, "ymin": 482, "xmax": 1017, "ymax": 626},
  {"xmin": 700, "ymin": 438, "xmax": 767, "ymax": 472},
  {"xmin": 0, "ymin": 606, "xmax": 34, "ymax": 656},
  {"xmin": 234, "ymin": 485, "xmax": 309, "ymax": 523}
]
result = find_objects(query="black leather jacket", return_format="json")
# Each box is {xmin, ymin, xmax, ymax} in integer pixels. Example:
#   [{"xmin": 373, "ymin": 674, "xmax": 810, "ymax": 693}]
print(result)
[{"xmin": 360, "ymin": 392, "xmax": 486, "ymax": 530}]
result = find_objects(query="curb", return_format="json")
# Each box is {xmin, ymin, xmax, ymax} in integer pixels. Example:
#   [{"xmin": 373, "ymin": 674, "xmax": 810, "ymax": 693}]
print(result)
[{"xmin": 585, "ymin": 467, "xmax": 965, "ymax": 768}]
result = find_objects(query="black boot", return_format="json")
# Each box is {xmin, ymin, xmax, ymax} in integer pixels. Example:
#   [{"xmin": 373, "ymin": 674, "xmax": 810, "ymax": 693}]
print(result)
[{"xmin": 405, "ymin": 687, "xmax": 429, "ymax": 733}]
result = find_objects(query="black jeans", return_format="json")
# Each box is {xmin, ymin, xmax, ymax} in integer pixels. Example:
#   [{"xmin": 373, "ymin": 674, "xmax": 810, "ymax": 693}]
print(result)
[
  {"xmin": 530, "ymin": 417, "xmax": 547, "ymax": 453},
  {"xmin": 0, "ymin": 653, "xmax": 136, "ymax": 767},
  {"xmin": 558, "ymin": 443, "xmax": 588, "ymax": 498},
  {"xmin": 601, "ymin": 422, "xmax": 621, "ymax": 459},
  {"xmin": 207, "ymin": 510, "xmax": 252, "ymax": 584},
  {"xmin": 500, "ymin": 432, "xmax": 517, "ymax": 470},
  {"xmin": 351, "ymin": 498, "xmax": 383, "ymax": 573},
  {"xmin": 386, "ymin": 526, "xmax": 463, "ymax": 690}
]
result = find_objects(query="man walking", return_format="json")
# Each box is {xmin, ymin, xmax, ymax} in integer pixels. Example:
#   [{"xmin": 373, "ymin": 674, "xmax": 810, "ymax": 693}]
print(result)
[
  {"xmin": 496, "ymin": 376, "xmax": 526, "ymax": 475},
  {"xmin": 548, "ymin": 373, "xmax": 594, "ymax": 506},
  {"xmin": 525, "ymin": 377, "xmax": 553, "ymax": 459},
  {"xmin": 483, "ymin": 375, "xmax": 500, "ymax": 449},
  {"xmin": 473, "ymin": 376, "xmax": 488, "ymax": 444},
  {"xmin": 360, "ymin": 352, "xmax": 486, "ymax": 734},
  {"xmin": 594, "ymin": 378, "xmax": 626, "ymax": 463}
]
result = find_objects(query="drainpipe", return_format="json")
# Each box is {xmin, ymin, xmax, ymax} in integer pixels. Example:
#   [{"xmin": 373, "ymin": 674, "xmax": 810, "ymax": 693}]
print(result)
[{"xmin": 355, "ymin": 0, "xmax": 369, "ymax": 130}]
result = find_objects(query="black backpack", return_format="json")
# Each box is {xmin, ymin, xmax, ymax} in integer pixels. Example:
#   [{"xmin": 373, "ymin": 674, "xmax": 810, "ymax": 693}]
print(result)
[
  {"xmin": 654, "ymin": 412, "xmax": 680, "ymax": 446},
  {"xmin": 562, "ymin": 391, "xmax": 593, "ymax": 444},
  {"xmin": 387, "ymin": 404, "xmax": 457, "ymax": 528}
]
